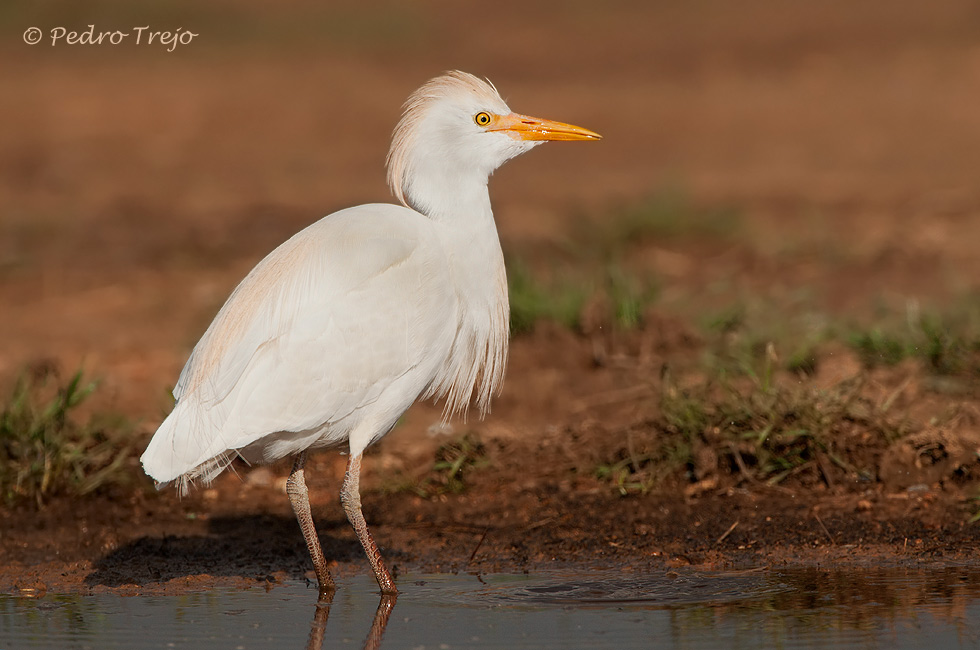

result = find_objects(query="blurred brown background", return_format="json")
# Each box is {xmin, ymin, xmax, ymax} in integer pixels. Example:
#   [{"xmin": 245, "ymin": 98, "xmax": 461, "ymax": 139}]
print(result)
[{"xmin": 2, "ymin": 0, "xmax": 980, "ymax": 421}]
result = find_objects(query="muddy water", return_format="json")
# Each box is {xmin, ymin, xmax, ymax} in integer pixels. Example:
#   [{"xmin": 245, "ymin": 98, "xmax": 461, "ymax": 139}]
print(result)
[{"xmin": 3, "ymin": 568, "xmax": 980, "ymax": 649}]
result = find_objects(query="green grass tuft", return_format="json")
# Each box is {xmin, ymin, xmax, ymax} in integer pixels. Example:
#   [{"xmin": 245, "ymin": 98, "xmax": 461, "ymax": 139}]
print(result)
[
  {"xmin": 506, "ymin": 189, "xmax": 737, "ymax": 335},
  {"xmin": 847, "ymin": 301, "xmax": 980, "ymax": 375},
  {"xmin": 606, "ymin": 265, "xmax": 659, "ymax": 329},
  {"xmin": 596, "ymin": 365, "xmax": 906, "ymax": 495},
  {"xmin": 700, "ymin": 302, "xmax": 833, "ymax": 379},
  {"xmin": 507, "ymin": 257, "xmax": 660, "ymax": 335},
  {"xmin": 849, "ymin": 329, "xmax": 910, "ymax": 367},
  {"xmin": 507, "ymin": 258, "xmax": 589, "ymax": 335},
  {"xmin": 410, "ymin": 433, "xmax": 487, "ymax": 498},
  {"xmin": 0, "ymin": 367, "xmax": 132, "ymax": 507}
]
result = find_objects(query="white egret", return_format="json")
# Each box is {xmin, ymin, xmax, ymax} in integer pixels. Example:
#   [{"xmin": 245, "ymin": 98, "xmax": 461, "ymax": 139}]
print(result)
[{"xmin": 141, "ymin": 70, "xmax": 600, "ymax": 595}]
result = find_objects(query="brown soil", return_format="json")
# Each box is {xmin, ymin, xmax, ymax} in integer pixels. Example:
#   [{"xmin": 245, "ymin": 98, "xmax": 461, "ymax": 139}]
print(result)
[{"xmin": 3, "ymin": 0, "xmax": 980, "ymax": 596}]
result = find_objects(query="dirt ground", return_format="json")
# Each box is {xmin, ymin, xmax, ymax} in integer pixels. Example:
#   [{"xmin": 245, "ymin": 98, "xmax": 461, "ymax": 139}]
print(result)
[{"xmin": 3, "ymin": 0, "xmax": 980, "ymax": 595}]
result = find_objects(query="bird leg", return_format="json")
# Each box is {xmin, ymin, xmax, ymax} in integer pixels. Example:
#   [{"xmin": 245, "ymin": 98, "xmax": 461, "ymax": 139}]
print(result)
[
  {"xmin": 286, "ymin": 451, "xmax": 336, "ymax": 595},
  {"xmin": 341, "ymin": 453, "xmax": 398, "ymax": 594}
]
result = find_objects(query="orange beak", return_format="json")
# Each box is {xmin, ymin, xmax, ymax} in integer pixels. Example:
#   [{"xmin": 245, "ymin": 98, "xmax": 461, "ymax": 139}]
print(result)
[{"xmin": 488, "ymin": 113, "xmax": 602, "ymax": 142}]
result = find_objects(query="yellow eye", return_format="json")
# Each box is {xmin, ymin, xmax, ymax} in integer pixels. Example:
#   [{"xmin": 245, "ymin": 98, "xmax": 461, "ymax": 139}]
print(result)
[{"xmin": 474, "ymin": 111, "xmax": 492, "ymax": 127}]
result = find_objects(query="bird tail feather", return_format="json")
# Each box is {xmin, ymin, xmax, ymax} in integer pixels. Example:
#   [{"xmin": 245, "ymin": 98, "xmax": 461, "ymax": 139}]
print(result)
[{"xmin": 141, "ymin": 401, "xmax": 238, "ymax": 495}]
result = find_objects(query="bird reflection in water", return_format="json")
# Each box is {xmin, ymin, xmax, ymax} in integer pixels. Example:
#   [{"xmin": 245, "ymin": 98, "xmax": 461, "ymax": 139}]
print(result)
[{"xmin": 305, "ymin": 591, "xmax": 397, "ymax": 650}]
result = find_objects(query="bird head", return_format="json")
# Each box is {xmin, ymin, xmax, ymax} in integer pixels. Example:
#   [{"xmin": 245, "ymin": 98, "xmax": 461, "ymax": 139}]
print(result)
[{"xmin": 386, "ymin": 71, "xmax": 601, "ymax": 216}]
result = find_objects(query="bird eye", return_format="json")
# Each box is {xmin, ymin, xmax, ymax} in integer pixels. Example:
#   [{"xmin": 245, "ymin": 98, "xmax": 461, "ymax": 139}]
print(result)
[{"xmin": 474, "ymin": 111, "xmax": 492, "ymax": 127}]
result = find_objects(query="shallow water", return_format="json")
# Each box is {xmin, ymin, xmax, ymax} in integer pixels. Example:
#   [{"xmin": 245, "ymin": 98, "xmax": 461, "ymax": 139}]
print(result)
[{"xmin": 3, "ymin": 567, "xmax": 980, "ymax": 649}]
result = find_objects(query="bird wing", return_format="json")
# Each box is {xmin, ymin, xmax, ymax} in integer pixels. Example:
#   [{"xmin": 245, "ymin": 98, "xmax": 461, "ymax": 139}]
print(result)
[{"xmin": 142, "ymin": 203, "xmax": 456, "ymax": 482}]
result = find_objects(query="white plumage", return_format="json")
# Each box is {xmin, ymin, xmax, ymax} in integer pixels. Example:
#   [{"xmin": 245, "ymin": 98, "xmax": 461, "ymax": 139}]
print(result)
[
  {"xmin": 141, "ymin": 70, "xmax": 600, "ymax": 595},
  {"xmin": 144, "ymin": 206, "xmax": 461, "ymax": 488}
]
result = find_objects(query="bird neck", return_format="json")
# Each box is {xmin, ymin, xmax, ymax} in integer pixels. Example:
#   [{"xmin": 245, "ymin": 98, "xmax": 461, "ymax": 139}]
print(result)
[
  {"xmin": 422, "ymin": 179, "xmax": 511, "ymax": 419},
  {"xmin": 401, "ymin": 142, "xmax": 500, "ymax": 219},
  {"xmin": 425, "ymin": 181, "xmax": 504, "ymax": 276},
  {"xmin": 408, "ymin": 169, "xmax": 507, "ymax": 312},
  {"xmin": 419, "ymin": 179, "xmax": 505, "ymax": 288}
]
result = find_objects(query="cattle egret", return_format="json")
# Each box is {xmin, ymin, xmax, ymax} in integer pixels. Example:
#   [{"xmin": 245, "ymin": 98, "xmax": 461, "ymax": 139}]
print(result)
[{"xmin": 141, "ymin": 70, "xmax": 601, "ymax": 595}]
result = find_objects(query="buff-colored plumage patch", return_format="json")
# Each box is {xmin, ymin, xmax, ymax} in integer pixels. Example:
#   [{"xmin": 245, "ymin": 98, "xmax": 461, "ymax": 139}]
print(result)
[{"xmin": 386, "ymin": 71, "xmax": 504, "ymax": 209}]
